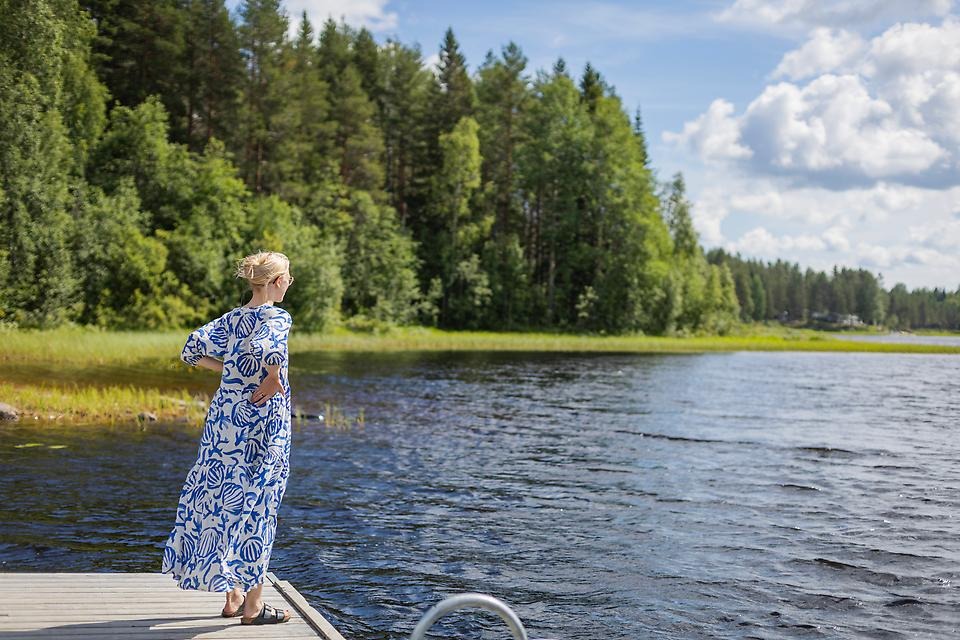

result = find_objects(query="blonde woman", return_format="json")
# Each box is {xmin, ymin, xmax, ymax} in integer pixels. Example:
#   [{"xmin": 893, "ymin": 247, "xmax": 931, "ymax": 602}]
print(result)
[{"xmin": 161, "ymin": 251, "xmax": 295, "ymax": 625}]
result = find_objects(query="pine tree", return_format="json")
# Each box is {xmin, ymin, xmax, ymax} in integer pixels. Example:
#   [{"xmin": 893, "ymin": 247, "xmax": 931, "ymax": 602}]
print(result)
[
  {"xmin": 518, "ymin": 68, "xmax": 592, "ymax": 326},
  {"xmin": 180, "ymin": 0, "xmax": 243, "ymax": 152},
  {"xmin": 632, "ymin": 107, "xmax": 650, "ymax": 168},
  {"xmin": 332, "ymin": 65, "xmax": 385, "ymax": 193},
  {"xmin": 352, "ymin": 27, "xmax": 380, "ymax": 105},
  {"xmin": 273, "ymin": 12, "xmax": 333, "ymax": 204},
  {"xmin": 316, "ymin": 18, "xmax": 353, "ymax": 89},
  {"xmin": 236, "ymin": 0, "xmax": 290, "ymax": 192},
  {"xmin": 476, "ymin": 42, "xmax": 530, "ymax": 238},
  {"xmin": 475, "ymin": 43, "xmax": 532, "ymax": 326},
  {"xmin": 379, "ymin": 40, "xmax": 431, "ymax": 225},
  {"xmin": 83, "ymin": 0, "xmax": 186, "ymax": 133}
]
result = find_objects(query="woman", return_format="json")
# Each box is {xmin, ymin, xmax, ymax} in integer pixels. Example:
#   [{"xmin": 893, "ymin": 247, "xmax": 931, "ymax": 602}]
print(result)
[{"xmin": 161, "ymin": 251, "xmax": 295, "ymax": 625}]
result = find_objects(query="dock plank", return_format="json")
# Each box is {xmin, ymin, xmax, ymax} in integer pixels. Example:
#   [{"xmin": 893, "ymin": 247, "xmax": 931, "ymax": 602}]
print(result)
[{"xmin": 0, "ymin": 572, "xmax": 346, "ymax": 639}]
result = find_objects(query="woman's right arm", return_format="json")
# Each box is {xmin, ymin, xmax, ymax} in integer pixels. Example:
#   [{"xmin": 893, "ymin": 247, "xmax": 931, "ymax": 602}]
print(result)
[
  {"xmin": 195, "ymin": 356, "xmax": 224, "ymax": 373},
  {"xmin": 181, "ymin": 313, "xmax": 229, "ymax": 366}
]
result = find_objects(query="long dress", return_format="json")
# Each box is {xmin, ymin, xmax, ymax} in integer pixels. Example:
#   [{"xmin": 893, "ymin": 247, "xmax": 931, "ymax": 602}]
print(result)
[{"xmin": 161, "ymin": 303, "xmax": 293, "ymax": 592}]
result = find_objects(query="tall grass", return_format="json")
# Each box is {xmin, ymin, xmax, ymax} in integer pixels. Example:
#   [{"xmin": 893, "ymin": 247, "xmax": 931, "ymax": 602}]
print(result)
[{"xmin": 3, "ymin": 325, "xmax": 960, "ymax": 365}]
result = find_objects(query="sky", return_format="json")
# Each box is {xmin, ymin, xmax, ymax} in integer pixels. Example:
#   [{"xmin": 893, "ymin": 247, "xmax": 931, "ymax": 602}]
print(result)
[{"xmin": 229, "ymin": 0, "xmax": 960, "ymax": 290}]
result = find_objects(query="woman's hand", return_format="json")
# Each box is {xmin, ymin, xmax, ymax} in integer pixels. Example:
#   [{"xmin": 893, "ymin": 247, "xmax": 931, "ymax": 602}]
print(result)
[{"xmin": 251, "ymin": 373, "xmax": 284, "ymax": 406}]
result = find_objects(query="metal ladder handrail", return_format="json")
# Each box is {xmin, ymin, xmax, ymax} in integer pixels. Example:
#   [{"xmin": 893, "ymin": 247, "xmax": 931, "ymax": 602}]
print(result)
[{"xmin": 409, "ymin": 593, "xmax": 529, "ymax": 640}]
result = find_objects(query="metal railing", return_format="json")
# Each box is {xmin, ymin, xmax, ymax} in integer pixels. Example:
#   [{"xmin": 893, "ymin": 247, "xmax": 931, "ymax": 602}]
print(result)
[{"xmin": 409, "ymin": 593, "xmax": 529, "ymax": 640}]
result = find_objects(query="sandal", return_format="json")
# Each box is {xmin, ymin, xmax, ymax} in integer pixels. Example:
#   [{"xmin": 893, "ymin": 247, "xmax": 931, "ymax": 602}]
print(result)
[
  {"xmin": 241, "ymin": 602, "xmax": 291, "ymax": 625},
  {"xmin": 221, "ymin": 596, "xmax": 245, "ymax": 618}
]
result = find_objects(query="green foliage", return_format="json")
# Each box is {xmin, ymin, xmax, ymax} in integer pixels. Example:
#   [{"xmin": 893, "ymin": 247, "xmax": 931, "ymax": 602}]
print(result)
[
  {"xmin": 179, "ymin": 0, "xmax": 244, "ymax": 151},
  {"xmin": 7, "ymin": 0, "xmax": 943, "ymax": 335},
  {"xmin": 476, "ymin": 42, "xmax": 530, "ymax": 240},
  {"xmin": 0, "ymin": 0, "xmax": 107, "ymax": 325},
  {"xmin": 272, "ymin": 13, "xmax": 333, "ymax": 204},
  {"xmin": 73, "ymin": 182, "xmax": 202, "ymax": 328},
  {"xmin": 379, "ymin": 40, "xmax": 432, "ymax": 226},
  {"xmin": 236, "ymin": 0, "xmax": 291, "ymax": 192},
  {"xmin": 246, "ymin": 195, "xmax": 343, "ymax": 331},
  {"xmin": 339, "ymin": 192, "xmax": 420, "ymax": 325}
]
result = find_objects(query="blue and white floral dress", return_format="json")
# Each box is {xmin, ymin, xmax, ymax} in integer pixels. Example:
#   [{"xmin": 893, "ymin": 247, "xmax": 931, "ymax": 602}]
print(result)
[{"xmin": 162, "ymin": 303, "xmax": 293, "ymax": 591}]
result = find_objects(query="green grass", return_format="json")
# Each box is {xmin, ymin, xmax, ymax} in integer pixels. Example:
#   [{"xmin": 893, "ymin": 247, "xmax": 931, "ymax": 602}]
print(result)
[
  {"xmin": 0, "ymin": 380, "xmax": 208, "ymax": 425},
  {"xmin": 1, "ymin": 324, "xmax": 957, "ymax": 426},
  {"xmin": 3, "ymin": 324, "xmax": 960, "ymax": 364}
]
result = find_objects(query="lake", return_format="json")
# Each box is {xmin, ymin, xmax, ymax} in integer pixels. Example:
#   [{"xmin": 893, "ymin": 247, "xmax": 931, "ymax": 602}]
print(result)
[{"xmin": 1, "ymin": 350, "xmax": 959, "ymax": 639}]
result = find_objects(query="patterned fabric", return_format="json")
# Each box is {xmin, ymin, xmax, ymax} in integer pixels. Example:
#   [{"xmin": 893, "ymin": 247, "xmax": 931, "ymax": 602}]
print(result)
[{"xmin": 161, "ymin": 304, "xmax": 293, "ymax": 592}]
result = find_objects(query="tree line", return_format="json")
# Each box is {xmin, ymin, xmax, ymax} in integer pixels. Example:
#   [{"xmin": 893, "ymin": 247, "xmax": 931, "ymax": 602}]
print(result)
[
  {"xmin": 0, "ymin": 0, "xmax": 953, "ymax": 332},
  {"xmin": 708, "ymin": 251, "xmax": 960, "ymax": 330}
]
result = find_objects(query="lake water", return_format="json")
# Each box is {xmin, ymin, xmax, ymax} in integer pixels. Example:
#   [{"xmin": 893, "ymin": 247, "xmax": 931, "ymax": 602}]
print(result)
[
  {"xmin": 843, "ymin": 333, "xmax": 960, "ymax": 348},
  {"xmin": 2, "ymin": 351, "xmax": 959, "ymax": 639}
]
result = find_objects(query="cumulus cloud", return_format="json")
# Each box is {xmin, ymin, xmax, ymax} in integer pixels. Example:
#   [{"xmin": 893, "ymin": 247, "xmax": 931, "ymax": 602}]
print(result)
[
  {"xmin": 855, "ymin": 242, "xmax": 958, "ymax": 269},
  {"xmin": 665, "ymin": 18, "xmax": 960, "ymax": 188},
  {"xmin": 717, "ymin": 0, "xmax": 953, "ymax": 31},
  {"xmin": 286, "ymin": 0, "xmax": 398, "ymax": 34},
  {"xmin": 772, "ymin": 28, "xmax": 865, "ymax": 80},
  {"xmin": 908, "ymin": 218, "xmax": 960, "ymax": 250},
  {"xmin": 722, "ymin": 224, "xmax": 960, "ymax": 277},
  {"xmin": 690, "ymin": 177, "xmax": 960, "ymax": 287},
  {"xmin": 726, "ymin": 226, "xmax": 825, "ymax": 256},
  {"xmin": 822, "ymin": 225, "xmax": 850, "ymax": 251},
  {"xmin": 661, "ymin": 99, "xmax": 752, "ymax": 161}
]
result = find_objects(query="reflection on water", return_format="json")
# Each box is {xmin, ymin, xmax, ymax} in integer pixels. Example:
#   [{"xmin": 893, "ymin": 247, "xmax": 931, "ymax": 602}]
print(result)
[{"xmin": 2, "ymin": 351, "xmax": 960, "ymax": 639}]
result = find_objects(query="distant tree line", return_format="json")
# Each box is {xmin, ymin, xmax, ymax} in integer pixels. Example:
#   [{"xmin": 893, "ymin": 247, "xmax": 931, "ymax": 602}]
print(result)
[
  {"xmin": 708, "ymin": 251, "xmax": 960, "ymax": 330},
  {"xmin": 0, "ymin": 0, "xmax": 953, "ymax": 333}
]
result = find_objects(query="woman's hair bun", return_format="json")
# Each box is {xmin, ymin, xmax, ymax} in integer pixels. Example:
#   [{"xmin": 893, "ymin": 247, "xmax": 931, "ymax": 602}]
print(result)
[{"xmin": 235, "ymin": 250, "xmax": 289, "ymax": 287}]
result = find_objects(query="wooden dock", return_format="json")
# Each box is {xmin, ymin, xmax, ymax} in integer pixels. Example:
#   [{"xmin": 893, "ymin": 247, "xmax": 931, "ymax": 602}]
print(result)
[{"xmin": 0, "ymin": 572, "xmax": 347, "ymax": 639}]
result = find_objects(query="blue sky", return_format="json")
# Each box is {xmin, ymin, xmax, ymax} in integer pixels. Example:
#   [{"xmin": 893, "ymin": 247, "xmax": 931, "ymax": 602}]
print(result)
[{"xmin": 230, "ymin": 1, "xmax": 960, "ymax": 289}]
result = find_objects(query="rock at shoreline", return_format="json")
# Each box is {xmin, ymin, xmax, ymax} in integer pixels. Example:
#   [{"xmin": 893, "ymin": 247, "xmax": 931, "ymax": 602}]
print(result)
[{"xmin": 0, "ymin": 402, "xmax": 20, "ymax": 422}]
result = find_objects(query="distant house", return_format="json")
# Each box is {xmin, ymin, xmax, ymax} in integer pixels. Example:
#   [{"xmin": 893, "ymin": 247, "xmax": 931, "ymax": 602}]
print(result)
[{"xmin": 810, "ymin": 311, "xmax": 865, "ymax": 327}]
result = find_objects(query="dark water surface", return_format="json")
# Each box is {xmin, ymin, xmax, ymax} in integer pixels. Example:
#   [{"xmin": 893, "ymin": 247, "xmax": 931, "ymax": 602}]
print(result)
[{"xmin": 1, "ymin": 351, "xmax": 959, "ymax": 639}]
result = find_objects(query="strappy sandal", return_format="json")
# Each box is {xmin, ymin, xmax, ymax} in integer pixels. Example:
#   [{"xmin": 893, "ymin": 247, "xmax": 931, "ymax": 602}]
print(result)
[
  {"xmin": 241, "ymin": 602, "xmax": 291, "ymax": 625},
  {"xmin": 221, "ymin": 596, "xmax": 245, "ymax": 618}
]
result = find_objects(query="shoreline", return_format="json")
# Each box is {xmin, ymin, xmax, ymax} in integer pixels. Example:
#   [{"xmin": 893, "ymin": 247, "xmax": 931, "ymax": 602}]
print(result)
[{"xmin": 1, "ymin": 327, "xmax": 958, "ymax": 427}]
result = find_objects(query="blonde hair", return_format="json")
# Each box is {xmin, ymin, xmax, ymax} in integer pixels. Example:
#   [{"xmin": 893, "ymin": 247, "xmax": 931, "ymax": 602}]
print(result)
[{"xmin": 235, "ymin": 250, "xmax": 290, "ymax": 288}]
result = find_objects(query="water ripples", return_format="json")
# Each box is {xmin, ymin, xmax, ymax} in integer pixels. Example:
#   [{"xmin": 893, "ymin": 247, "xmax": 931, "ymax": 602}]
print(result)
[{"xmin": 1, "ymin": 351, "xmax": 959, "ymax": 638}]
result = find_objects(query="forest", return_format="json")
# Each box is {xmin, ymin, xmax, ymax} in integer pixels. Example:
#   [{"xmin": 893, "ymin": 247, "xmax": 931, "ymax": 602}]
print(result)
[{"xmin": 2, "ymin": 0, "xmax": 957, "ymax": 333}]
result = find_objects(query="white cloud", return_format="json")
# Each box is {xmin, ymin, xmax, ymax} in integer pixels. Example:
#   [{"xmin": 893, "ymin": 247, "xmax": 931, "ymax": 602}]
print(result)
[
  {"xmin": 661, "ymin": 99, "xmax": 752, "ymax": 161},
  {"xmin": 822, "ymin": 225, "xmax": 850, "ymax": 251},
  {"xmin": 908, "ymin": 218, "xmax": 960, "ymax": 250},
  {"xmin": 717, "ymin": 0, "xmax": 954, "ymax": 31},
  {"xmin": 286, "ymin": 0, "xmax": 398, "ymax": 35},
  {"xmin": 772, "ymin": 28, "xmax": 865, "ymax": 80},
  {"xmin": 685, "ymin": 175, "xmax": 960, "ymax": 286},
  {"xmin": 677, "ymin": 5, "xmax": 960, "ymax": 287},
  {"xmin": 855, "ymin": 242, "xmax": 959, "ymax": 269},
  {"xmin": 666, "ymin": 18, "xmax": 960, "ymax": 187},
  {"xmin": 726, "ymin": 226, "xmax": 825, "ymax": 256},
  {"xmin": 423, "ymin": 52, "xmax": 441, "ymax": 73}
]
